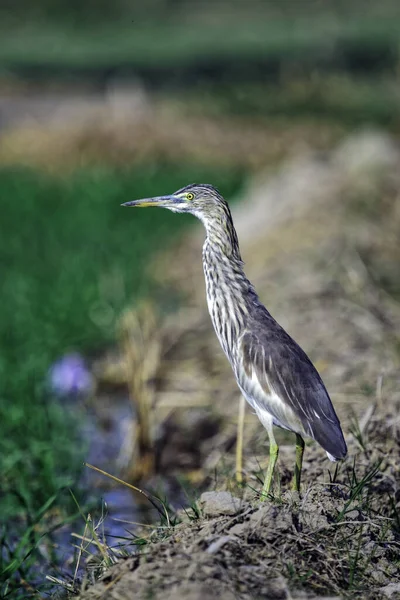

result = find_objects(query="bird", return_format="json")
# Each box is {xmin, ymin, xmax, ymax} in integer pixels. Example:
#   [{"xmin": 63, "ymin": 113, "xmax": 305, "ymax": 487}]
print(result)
[{"xmin": 122, "ymin": 184, "xmax": 347, "ymax": 495}]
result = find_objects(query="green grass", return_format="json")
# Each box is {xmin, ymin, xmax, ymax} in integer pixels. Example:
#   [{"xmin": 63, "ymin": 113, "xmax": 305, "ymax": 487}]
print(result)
[
  {"xmin": 0, "ymin": 12, "xmax": 399, "ymax": 71},
  {"xmin": 0, "ymin": 163, "xmax": 244, "ymax": 596},
  {"xmin": 185, "ymin": 75, "xmax": 400, "ymax": 128}
]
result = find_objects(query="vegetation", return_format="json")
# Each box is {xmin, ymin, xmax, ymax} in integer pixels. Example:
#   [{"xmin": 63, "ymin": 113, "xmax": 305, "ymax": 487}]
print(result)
[
  {"xmin": 0, "ymin": 164, "xmax": 243, "ymax": 596},
  {"xmin": 0, "ymin": 2, "xmax": 399, "ymax": 78},
  {"xmin": 0, "ymin": 17, "xmax": 398, "ymax": 69},
  {"xmin": 186, "ymin": 75, "xmax": 400, "ymax": 128}
]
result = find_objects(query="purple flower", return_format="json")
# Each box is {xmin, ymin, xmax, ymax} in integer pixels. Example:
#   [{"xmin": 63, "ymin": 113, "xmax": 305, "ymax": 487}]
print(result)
[{"xmin": 49, "ymin": 353, "xmax": 93, "ymax": 398}]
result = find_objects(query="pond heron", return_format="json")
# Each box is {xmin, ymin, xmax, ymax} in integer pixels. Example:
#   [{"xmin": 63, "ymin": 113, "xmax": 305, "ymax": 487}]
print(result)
[{"xmin": 122, "ymin": 184, "xmax": 347, "ymax": 495}]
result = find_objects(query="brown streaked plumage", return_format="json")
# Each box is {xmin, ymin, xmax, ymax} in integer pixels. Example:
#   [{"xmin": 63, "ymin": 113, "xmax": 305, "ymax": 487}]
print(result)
[{"xmin": 122, "ymin": 183, "xmax": 347, "ymax": 495}]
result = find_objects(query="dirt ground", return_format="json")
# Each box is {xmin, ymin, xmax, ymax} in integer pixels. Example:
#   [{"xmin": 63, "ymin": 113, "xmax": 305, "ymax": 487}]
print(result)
[
  {"xmin": 74, "ymin": 406, "xmax": 400, "ymax": 600},
  {"xmin": 72, "ymin": 130, "xmax": 400, "ymax": 600}
]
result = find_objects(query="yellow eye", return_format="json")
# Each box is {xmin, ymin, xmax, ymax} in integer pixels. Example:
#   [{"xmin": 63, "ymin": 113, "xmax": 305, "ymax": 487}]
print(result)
[{"xmin": 186, "ymin": 192, "xmax": 194, "ymax": 201}]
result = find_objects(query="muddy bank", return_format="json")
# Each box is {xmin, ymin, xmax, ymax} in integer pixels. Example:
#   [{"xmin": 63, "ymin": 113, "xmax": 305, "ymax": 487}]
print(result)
[{"xmin": 74, "ymin": 405, "xmax": 400, "ymax": 599}]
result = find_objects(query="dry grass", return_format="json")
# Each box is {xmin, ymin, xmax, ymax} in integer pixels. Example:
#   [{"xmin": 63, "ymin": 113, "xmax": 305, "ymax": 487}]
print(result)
[{"xmin": 0, "ymin": 91, "xmax": 344, "ymax": 172}]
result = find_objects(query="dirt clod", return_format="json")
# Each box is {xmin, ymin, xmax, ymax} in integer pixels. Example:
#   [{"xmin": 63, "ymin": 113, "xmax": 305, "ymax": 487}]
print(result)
[
  {"xmin": 199, "ymin": 491, "xmax": 243, "ymax": 517},
  {"xmin": 380, "ymin": 583, "xmax": 400, "ymax": 599}
]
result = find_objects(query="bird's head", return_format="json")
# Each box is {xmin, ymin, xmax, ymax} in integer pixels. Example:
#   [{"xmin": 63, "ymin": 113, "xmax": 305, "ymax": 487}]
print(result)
[{"xmin": 122, "ymin": 183, "xmax": 228, "ymax": 222}]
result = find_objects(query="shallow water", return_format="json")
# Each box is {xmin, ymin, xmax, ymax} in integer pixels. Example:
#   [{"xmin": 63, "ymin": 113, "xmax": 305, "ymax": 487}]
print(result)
[{"xmin": 45, "ymin": 392, "xmax": 152, "ymax": 589}]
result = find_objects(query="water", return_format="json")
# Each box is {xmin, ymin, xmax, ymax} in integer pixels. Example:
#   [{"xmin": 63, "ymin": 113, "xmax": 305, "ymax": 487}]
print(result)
[{"xmin": 43, "ymin": 392, "xmax": 154, "ymax": 592}]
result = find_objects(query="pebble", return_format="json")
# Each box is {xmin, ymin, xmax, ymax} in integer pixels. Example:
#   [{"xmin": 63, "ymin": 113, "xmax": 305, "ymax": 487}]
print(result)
[
  {"xmin": 380, "ymin": 583, "xmax": 400, "ymax": 599},
  {"xmin": 199, "ymin": 491, "xmax": 242, "ymax": 517}
]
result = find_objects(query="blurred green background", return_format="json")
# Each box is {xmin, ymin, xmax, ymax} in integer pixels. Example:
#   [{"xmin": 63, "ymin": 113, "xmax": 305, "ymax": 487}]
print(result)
[{"xmin": 1, "ymin": 0, "xmax": 400, "ymax": 596}]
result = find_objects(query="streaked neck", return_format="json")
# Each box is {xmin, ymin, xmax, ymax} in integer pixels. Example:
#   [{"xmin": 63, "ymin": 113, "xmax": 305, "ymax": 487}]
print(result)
[
  {"xmin": 201, "ymin": 211, "xmax": 256, "ymax": 357},
  {"xmin": 201, "ymin": 205, "xmax": 242, "ymax": 262}
]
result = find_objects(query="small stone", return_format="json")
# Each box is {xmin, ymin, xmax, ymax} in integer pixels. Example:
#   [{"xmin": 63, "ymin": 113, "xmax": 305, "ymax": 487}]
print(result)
[
  {"xmin": 380, "ymin": 583, "xmax": 400, "ymax": 599},
  {"xmin": 344, "ymin": 510, "xmax": 359, "ymax": 520},
  {"xmin": 372, "ymin": 570, "xmax": 389, "ymax": 585},
  {"xmin": 199, "ymin": 491, "xmax": 242, "ymax": 517}
]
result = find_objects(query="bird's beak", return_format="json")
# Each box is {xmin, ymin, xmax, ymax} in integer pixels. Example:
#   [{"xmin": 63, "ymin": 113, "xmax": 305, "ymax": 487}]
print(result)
[{"xmin": 121, "ymin": 195, "xmax": 181, "ymax": 208}]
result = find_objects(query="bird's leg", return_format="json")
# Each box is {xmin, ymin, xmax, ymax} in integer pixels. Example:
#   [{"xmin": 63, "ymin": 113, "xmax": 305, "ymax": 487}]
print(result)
[
  {"xmin": 261, "ymin": 429, "xmax": 279, "ymax": 498},
  {"xmin": 291, "ymin": 434, "xmax": 305, "ymax": 492},
  {"xmin": 235, "ymin": 395, "xmax": 246, "ymax": 483}
]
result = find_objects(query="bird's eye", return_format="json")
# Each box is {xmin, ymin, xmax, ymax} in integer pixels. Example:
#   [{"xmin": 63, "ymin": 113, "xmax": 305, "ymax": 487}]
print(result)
[{"xmin": 186, "ymin": 193, "xmax": 194, "ymax": 201}]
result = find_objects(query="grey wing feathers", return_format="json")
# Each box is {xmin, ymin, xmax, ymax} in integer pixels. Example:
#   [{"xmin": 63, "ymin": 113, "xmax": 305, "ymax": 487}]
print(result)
[{"xmin": 241, "ymin": 324, "xmax": 347, "ymax": 460}]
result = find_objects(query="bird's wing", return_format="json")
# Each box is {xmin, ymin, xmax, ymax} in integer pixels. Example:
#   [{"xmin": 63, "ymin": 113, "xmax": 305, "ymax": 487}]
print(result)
[{"xmin": 240, "ymin": 325, "xmax": 347, "ymax": 459}]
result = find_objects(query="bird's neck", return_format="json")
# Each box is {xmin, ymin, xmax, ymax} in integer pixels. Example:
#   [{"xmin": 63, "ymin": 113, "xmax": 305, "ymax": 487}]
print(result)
[
  {"xmin": 201, "ymin": 205, "xmax": 242, "ymax": 261},
  {"xmin": 201, "ymin": 210, "xmax": 258, "ymax": 357}
]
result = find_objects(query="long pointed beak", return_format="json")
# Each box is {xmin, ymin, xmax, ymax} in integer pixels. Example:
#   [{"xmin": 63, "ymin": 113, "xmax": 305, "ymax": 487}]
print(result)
[{"xmin": 121, "ymin": 195, "xmax": 180, "ymax": 208}]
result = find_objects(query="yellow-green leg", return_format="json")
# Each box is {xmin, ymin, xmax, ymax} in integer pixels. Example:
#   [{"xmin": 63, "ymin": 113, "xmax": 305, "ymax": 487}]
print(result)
[
  {"xmin": 235, "ymin": 395, "xmax": 246, "ymax": 483},
  {"xmin": 291, "ymin": 434, "xmax": 305, "ymax": 492},
  {"xmin": 261, "ymin": 431, "xmax": 279, "ymax": 498}
]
